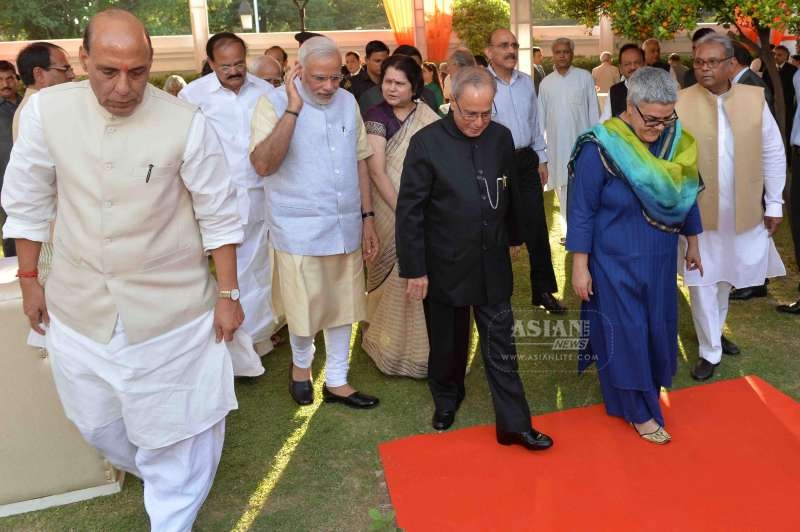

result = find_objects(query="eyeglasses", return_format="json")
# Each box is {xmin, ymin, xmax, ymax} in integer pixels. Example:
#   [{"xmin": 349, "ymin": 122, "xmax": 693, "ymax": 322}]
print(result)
[
  {"xmin": 263, "ymin": 77, "xmax": 283, "ymax": 87},
  {"xmin": 453, "ymin": 99, "xmax": 497, "ymax": 122},
  {"xmin": 219, "ymin": 61, "xmax": 246, "ymax": 73},
  {"xmin": 308, "ymin": 73, "xmax": 345, "ymax": 83},
  {"xmin": 492, "ymin": 41, "xmax": 520, "ymax": 50},
  {"xmin": 634, "ymin": 104, "xmax": 678, "ymax": 128},
  {"xmin": 692, "ymin": 56, "xmax": 732, "ymax": 69},
  {"xmin": 47, "ymin": 65, "xmax": 73, "ymax": 73}
]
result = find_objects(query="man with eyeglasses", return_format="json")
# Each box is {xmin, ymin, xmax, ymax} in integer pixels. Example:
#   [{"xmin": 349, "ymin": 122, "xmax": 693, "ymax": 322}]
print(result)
[
  {"xmin": 396, "ymin": 66, "xmax": 553, "ymax": 450},
  {"xmin": 676, "ymin": 33, "xmax": 786, "ymax": 381},
  {"xmin": 180, "ymin": 32, "xmax": 282, "ymax": 359},
  {"xmin": 538, "ymin": 37, "xmax": 600, "ymax": 243},
  {"xmin": 484, "ymin": 28, "xmax": 566, "ymax": 316},
  {"xmin": 250, "ymin": 36, "xmax": 380, "ymax": 409},
  {"xmin": 13, "ymin": 42, "xmax": 75, "ymax": 141}
]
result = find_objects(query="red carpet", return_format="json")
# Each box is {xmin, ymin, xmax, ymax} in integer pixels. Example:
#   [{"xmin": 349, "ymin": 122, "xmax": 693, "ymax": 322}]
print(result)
[{"xmin": 379, "ymin": 376, "xmax": 800, "ymax": 531}]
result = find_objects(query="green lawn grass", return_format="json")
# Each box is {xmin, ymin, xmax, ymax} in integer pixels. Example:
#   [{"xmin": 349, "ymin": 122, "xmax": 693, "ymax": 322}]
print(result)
[{"xmin": 2, "ymin": 191, "xmax": 798, "ymax": 531}]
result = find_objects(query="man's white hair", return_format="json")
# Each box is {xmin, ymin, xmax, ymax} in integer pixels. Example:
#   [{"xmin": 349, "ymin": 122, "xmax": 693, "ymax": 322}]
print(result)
[{"xmin": 298, "ymin": 36, "xmax": 340, "ymax": 67}]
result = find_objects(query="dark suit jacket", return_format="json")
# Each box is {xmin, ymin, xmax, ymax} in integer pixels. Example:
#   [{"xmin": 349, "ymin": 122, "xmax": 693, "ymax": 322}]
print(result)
[
  {"xmin": 609, "ymin": 81, "xmax": 627, "ymax": 117},
  {"xmin": 764, "ymin": 62, "xmax": 797, "ymax": 128},
  {"xmin": 736, "ymin": 67, "xmax": 775, "ymax": 117},
  {"xmin": 650, "ymin": 60, "xmax": 670, "ymax": 72},
  {"xmin": 396, "ymin": 114, "xmax": 520, "ymax": 307},
  {"xmin": 533, "ymin": 65, "xmax": 546, "ymax": 95}
]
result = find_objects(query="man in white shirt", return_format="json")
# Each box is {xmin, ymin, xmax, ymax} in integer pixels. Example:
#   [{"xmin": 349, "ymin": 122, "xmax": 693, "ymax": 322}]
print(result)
[
  {"xmin": 180, "ymin": 32, "xmax": 283, "ymax": 356},
  {"xmin": 538, "ymin": 37, "xmax": 600, "ymax": 240},
  {"xmin": 592, "ymin": 51, "xmax": 620, "ymax": 93},
  {"xmin": 676, "ymin": 33, "xmax": 785, "ymax": 379},
  {"xmin": 2, "ymin": 9, "xmax": 249, "ymax": 529}
]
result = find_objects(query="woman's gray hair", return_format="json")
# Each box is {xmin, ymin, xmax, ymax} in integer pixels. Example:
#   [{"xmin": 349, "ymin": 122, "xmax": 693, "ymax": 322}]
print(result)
[
  {"xmin": 552, "ymin": 37, "xmax": 575, "ymax": 52},
  {"xmin": 695, "ymin": 32, "xmax": 734, "ymax": 59},
  {"xmin": 451, "ymin": 66, "xmax": 496, "ymax": 100},
  {"xmin": 626, "ymin": 66, "xmax": 679, "ymax": 105},
  {"xmin": 298, "ymin": 36, "xmax": 340, "ymax": 67}
]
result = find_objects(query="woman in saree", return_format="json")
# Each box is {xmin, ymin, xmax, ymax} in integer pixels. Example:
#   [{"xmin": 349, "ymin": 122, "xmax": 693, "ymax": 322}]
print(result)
[
  {"xmin": 362, "ymin": 54, "xmax": 440, "ymax": 378},
  {"xmin": 567, "ymin": 67, "xmax": 704, "ymax": 444}
]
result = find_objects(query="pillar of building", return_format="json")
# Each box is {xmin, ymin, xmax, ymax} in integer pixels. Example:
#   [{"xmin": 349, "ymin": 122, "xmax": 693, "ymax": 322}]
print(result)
[
  {"xmin": 188, "ymin": 0, "xmax": 210, "ymax": 72},
  {"xmin": 413, "ymin": 0, "xmax": 428, "ymax": 59},
  {"xmin": 509, "ymin": 0, "xmax": 532, "ymax": 75}
]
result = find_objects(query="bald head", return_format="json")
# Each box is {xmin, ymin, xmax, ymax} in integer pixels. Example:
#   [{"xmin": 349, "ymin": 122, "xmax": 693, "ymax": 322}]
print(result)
[
  {"xmin": 79, "ymin": 9, "xmax": 153, "ymax": 117},
  {"xmin": 82, "ymin": 9, "xmax": 152, "ymax": 57},
  {"xmin": 251, "ymin": 55, "xmax": 283, "ymax": 87}
]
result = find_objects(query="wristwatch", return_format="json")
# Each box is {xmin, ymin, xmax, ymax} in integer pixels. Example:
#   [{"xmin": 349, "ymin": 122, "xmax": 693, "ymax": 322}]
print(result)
[{"xmin": 219, "ymin": 288, "xmax": 241, "ymax": 301}]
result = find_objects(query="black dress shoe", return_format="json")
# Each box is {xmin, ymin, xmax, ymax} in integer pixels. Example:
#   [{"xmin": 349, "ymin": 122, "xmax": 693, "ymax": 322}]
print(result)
[
  {"xmin": 729, "ymin": 285, "xmax": 768, "ymax": 300},
  {"xmin": 432, "ymin": 410, "xmax": 456, "ymax": 431},
  {"xmin": 721, "ymin": 335, "xmax": 740, "ymax": 355},
  {"xmin": 691, "ymin": 358, "xmax": 719, "ymax": 381},
  {"xmin": 777, "ymin": 299, "xmax": 800, "ymax": 314},
  {"xmin": 496, "ymin": 428, "xmax": 553, "ymax": 451},
  {"xmin": 532, "ymin": 292, "xmax": 567, "ymax": 314},
  {"xmin": 322, "ymin": 385, "xmax": 379, "ymax": 409},
  {"xmin": 289, "ymin": 379, "xmax": 313, "ymax": 405}
]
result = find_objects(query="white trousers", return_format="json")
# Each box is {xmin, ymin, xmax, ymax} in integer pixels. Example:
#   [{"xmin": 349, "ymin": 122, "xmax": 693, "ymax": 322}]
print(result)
[
  {"xmin": 689, "ymin": 282, "xmax": 732, "ymax": 364},
  {"xmin": 79, "ymin": 418, "xmax": 225, "ymax": 532},
  {"xmin": 289, "ymin": 324, "xmax": 353, "ymax": 387},
  {"xmin": 555, "ymin": 184, "xmax": 568, "ymax": 239},
  {"xmin": 238, "ymin": 187, "xmax": 278, "ymax": 349}
]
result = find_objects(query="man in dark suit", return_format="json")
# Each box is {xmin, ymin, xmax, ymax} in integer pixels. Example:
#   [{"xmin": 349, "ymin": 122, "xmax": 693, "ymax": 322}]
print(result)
[
  {"xmin": 764, "ymin": 45, "xmax": 796, "ymax": 148},
  {"xmin": 532, "ymin": 46, "xmax": 546, "ymax": 94},
  {"xmin": 396, "ymin": 67, "xmax": 553, "ymax": 451},
  {"xmin": 602, "ymin": 44, "xmax": 643, "ymax": 121}
]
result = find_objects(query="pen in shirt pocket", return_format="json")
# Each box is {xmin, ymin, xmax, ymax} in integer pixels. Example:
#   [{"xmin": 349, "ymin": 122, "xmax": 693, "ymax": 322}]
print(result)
[{"xmin": 146, "ymin": 163, "xmax": 153, "ymax": 183}]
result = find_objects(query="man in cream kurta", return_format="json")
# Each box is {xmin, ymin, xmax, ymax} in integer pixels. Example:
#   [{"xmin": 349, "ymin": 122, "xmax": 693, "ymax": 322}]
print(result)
[
  {"xmin": 677, "ymin": 34, "xmax": 785, "ymax": 381},
  {"xmin": 538, "ymin": 38, "xmax": 600, "ymax": 240},
  {"xmin": 250, "ymin": 36, "xmax": 380, "ymax": 409},
  {"xmin": 1, "ymin": 10, "xmax": 251, "ymax": 531},
  {"xmin": 180, "ymin": 32, "xmax": 283, "ymax": 356}
]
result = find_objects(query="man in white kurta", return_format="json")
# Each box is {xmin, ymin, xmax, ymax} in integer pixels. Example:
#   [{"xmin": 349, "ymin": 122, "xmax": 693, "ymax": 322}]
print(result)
[
  {"xmin": 1, "ymin": 10, "xmax": 252, "ymax": 530},
  {"xmin": 676, "ymin": 34, "xmax": 785, "ymax": 381},
  {"xmin": 250, "ymin": 36, "xmax": 380, "ymax": 409},
  {"xmin": 538, "ymin": 38, "xmax": 599, "ymax": 239},
  {"xmin": 180, "ymin": 32, "xmax": 282, "ymax": 356}
]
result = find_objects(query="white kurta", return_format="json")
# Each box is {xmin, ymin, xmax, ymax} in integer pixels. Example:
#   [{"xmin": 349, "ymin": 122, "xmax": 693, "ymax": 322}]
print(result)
[
  {"xmin": 6, "ymin": 98, "xmax": 263, "ymax": 442},
  {"xmin": 538, "ymin": 66, "xmax": 600, "ymax": 189},
  {"xmin": 179, "ymin": 73, "xmax": 281, "ymax": 348},
  {"xmin": 682, "ymin": 100, "xmax": 786, "ymax": 288}
]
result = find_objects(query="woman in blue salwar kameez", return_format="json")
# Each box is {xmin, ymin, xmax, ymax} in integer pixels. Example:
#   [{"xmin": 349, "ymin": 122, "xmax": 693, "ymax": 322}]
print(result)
[{"xmin": 566, "ymin": 67, "xmax": 703, "ymax": 444}]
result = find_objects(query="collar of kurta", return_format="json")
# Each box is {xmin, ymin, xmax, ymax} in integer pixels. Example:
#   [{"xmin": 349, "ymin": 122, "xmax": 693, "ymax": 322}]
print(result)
[{"xmin": 87, "ymin": 79, "xmax": 152, "ymax": 124}]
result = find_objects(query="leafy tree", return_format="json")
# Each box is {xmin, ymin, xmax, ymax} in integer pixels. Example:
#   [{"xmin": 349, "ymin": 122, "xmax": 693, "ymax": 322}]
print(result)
[
  {"xmin": 561, "ymin": 0, "xmax": 800, "ymax": 136},
  {"xmin": 452, "ymin": 0, "xmax": 510, "ymax": 54}
]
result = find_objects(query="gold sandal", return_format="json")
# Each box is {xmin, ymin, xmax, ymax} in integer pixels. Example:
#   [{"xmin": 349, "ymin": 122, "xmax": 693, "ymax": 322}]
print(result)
[{"xmin": 631, "ymin": 423, "xmax": 672, "ymax": 445}]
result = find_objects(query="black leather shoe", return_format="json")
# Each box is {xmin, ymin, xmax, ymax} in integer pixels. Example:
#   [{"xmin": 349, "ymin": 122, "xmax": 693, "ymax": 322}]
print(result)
[
  {"xmin": 532, "ymin": 292, "xmax": 567, "ymax": 314},
  {"xmin": 497, "ymin": 428, "xmax": 553, "ymax": 451},
  {"xmin": 432, "ymin": 410, "xmax": 456, "ymax": 431},
  {"xmin": 777, "ymin": 300, "xmax": 800, "ymax": 314},
  {"xmin": 721, "ymin": 335, "xmax": 740, "ymax": 355},
  {"xmin": 691, "ymin": 358, "xmax": 719, "ymax": 381},
  {"xmin": 729, "ymin": 284, "xmax": 768, "ymax": 300},
  {"xmin": 322, "ymin": 385, "xmax": 379, "ymax": 409},
  {"xmin": 289, "ymin": 379, "xmax": 313, "ymax": 405}
]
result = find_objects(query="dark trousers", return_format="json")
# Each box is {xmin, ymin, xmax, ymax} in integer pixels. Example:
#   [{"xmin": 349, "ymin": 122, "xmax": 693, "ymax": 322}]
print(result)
[
  {"xmin": 791, "ymin": 148, "xmax": 800, "ymax": 270},
  {"xmin": 511, "ymin": 147, "xmax": 558, "ymax": 297},
  {"xmin": 0, "ymin": 206, "xmax": 16, "ymax": 257},
  {"xmin": 423, "ymin": 298, "xmax": 532, "ymax": 433}
]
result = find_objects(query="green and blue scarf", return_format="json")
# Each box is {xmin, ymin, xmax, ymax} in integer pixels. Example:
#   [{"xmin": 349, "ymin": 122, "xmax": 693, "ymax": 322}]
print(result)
[{"xmin": 568, "ymin": 117, "xmax": 702, "ymax": 232}]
